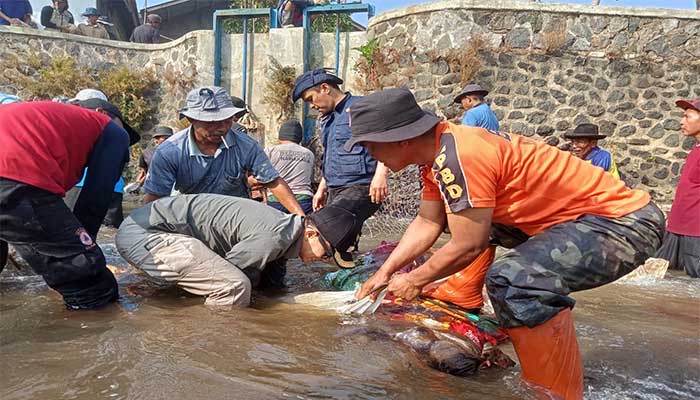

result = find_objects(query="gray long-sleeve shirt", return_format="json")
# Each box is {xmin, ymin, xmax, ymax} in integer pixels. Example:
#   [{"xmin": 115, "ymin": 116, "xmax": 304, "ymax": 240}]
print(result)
[{"xmin": 129, "ymin": 194, "xmax": 305, "ymax": 270}]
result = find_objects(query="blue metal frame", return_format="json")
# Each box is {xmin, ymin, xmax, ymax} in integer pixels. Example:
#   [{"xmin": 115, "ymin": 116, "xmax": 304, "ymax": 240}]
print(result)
[
  {"xmin": 212, "ymin": 8, "xmax": 277, "ymax": 100},
  {"xmin": 301, "ymin": 3, "xmax": 375, "ymax": 74}
]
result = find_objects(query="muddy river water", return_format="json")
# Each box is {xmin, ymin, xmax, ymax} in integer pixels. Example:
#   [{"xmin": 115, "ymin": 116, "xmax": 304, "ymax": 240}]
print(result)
[{"xmin": 1, "ymin": 227, "xmax": 698, "ymax": 400}]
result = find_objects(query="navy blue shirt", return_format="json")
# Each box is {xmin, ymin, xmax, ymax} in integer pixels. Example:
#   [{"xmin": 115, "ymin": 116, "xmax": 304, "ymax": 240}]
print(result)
[
  {"xmin": 461, "ymin": 102, "xmax": 500, "ymax": 131},
  {"xmin": 144, "ymin": 124, "xmax": 280, "ymax": 198},
  {"xmin": 0, "ymin": 0, "xmax": 32, "ymax": 25},
  {"xmin": 321, "ymin": 94, "xmax": 377, "ymax": 188}
]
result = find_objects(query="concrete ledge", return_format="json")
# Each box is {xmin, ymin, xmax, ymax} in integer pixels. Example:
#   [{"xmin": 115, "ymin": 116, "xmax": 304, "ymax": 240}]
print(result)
[
  {"xmin": 0, "ymin": 25, "xmax": 208, "ymax": 51},
  {"xmin": 369, "ymin": 0, "xmax": 700, "ymax": 27}
]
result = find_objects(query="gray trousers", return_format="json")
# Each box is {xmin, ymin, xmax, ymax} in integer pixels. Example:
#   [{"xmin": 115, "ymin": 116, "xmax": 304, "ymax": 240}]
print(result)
[{"xmin": 115, "ymin": 218, "xmax": 252, "ymax": 307}]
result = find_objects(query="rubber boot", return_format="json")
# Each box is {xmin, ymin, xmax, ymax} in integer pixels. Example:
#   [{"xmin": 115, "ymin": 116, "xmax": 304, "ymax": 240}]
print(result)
[{"xmin": 505, "ymin": 308, "xmax": 583, "ymax": 400}]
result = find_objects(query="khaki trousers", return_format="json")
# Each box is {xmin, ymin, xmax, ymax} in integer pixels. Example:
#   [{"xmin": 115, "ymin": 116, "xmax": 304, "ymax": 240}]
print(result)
[{"xmin": 116, "ymin": 218, "xmax": 252, "ymax": 307}]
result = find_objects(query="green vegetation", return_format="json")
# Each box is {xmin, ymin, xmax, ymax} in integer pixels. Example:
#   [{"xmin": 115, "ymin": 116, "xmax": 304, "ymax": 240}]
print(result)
[{"xmin": 225, "ymin": 0, "xmax": 356, "ymax": 33}]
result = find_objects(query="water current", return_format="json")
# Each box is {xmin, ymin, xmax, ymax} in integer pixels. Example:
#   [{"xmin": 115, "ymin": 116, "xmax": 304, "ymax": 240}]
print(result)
[{"xmin": 1, "ymin": 227, "xmax": 698, "ymax": 400}]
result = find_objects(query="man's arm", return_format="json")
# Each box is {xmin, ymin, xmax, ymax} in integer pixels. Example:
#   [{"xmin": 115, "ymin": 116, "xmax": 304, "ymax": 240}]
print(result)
[
  {"xmin": 387, "ymin": 207, "xmax": 493, "ymax": 301},
  {"xmin": 369, "ymin": 162, "xmax": 390, "ymax": 204},
  {"xmin": 142, "ymin": 146, "xmax": 178, "ymax": 204},
  {"xmin": 266, "ymin": 178, "xmax": 305, "ymax": 216},
  {"xmin": 313, "ymin": 176, "xmax": 327, "ymax": 210},
  {"xmin": 73, "ymin": 122, "xmax": 130, "ymax": 238},
  {"xmin": 356, "ymin": 200, "xmax": 446, "ymax": 299}
]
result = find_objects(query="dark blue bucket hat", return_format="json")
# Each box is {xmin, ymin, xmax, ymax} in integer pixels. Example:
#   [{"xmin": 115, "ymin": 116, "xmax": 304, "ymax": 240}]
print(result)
[
  {"xmin": 81, "ymin": 7, "xmax": 100, "ymax": 17},
  {"xmin": 292, "ymin": 68, "xmax": 344, "ymax": 102}
]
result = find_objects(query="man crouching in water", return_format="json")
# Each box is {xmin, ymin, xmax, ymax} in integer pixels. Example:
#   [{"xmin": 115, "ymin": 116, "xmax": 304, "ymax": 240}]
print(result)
[
  {"xmin": 116, "ymin": 193, "xmax": 360, "ymax": 307},
  {"xmin": 347, "ymin": 88, "xmax": 664, "ymax": 399}
]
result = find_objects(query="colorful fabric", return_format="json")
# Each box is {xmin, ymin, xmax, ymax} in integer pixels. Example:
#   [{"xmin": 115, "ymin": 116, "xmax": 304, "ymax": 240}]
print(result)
[
  {"xmin": 486, "ymin": 202, "xmax": 665, "ymax": 329},
  {"xmin": 666, "ymin": 145, "xmax": 700, "ymax": 236},
  {"xmin": 420, "ymin": 122, "xmax": 650, "ymax": 236},
  {"xmin": 460, "ymin": 102, "xmax": 499, "ymax": 131},
  {"xmin": 585, "ymin": 146, "xmax": 620, "ymax": 179}
]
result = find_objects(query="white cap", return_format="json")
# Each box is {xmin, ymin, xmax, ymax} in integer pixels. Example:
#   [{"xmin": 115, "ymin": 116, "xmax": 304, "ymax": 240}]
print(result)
[{"xmin": 69, "ymin": 88, "xmax": 108, "ymax": 103}]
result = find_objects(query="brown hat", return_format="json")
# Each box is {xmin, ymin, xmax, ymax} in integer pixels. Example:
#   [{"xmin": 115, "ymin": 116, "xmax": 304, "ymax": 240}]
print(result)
[{"xmin": 563, "ymin": 123, "xmax": 607, "ymax": 140}]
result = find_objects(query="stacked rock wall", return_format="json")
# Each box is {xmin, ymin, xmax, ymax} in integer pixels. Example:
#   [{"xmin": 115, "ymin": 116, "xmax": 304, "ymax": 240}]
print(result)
[{"xmin": 369, "ymin": 1, "xmax": 700, "ymax": 204}]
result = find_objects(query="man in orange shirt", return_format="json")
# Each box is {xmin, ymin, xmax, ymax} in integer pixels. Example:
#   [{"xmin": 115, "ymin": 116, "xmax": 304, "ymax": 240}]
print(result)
[{"xmin": 347, "ymin": 89, "xmax": 664, "ymax": 400}]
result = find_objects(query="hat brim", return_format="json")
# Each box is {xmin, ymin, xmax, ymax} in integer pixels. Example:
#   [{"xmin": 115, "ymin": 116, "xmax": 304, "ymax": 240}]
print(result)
[
  {"xmin": 123, "ymin": 122, "xmax": 141, "ymax": 146},
  {"xmin": 333, "ymin": 250, "xmax": 356, "ymax": 269},
  {"xmin": 344, "ymin": 111, "xmax": 441, "ymax": 152},
  {"xmin": 563, "ymin": 134, "xmax": 607, "ymax": 140},
  {"xmin": 453, "ymin": 90, "xmax": 489, "ymax": 104},
  {"xmin": 179, "ymin": 106, "xmax": 245, "ymax": 122},
  {"xmin": 676, "ymin": 100, "xmax": 700, "ymax": 112}
]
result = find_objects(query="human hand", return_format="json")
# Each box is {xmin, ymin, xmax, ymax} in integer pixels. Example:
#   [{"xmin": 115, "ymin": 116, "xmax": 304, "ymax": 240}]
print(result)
[
  {"xmin": 312, "ymin": 188, "xmax": 327, "ymax": 211},
  {"xmin": 356, "ymin": 271, "xmax": 390, "ymax": 300},
  {"xmin": 369, "ymin": 172, "xmax": 389, "ymax": 204},
  {"xmin": 387, "ymin": 273, "xmax": 422, "ymax": 301}
]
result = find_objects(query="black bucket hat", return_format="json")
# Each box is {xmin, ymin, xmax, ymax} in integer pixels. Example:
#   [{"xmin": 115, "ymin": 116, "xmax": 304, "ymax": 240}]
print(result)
[
  {"xmin": 152, "ymin": 125, "xmax": 174, "ymax": 138},
  {"xmin": 344, "ymin": 88, "xmax": 441, "ymax": 151},
  {"xmin": 453, "ymin": 83, "xmax": 489, "ymax": 104},
  {"xmin": 78, "ymin": 98, "xmax": 140, "ymax": 146},
  {"xmin": 564, "ymin": 123, "xmax": 607, "ymax": 140},
  {"xmin": 292, "ymin": 68, "xmax": 344, "ymax": 102},
  {"xmin": 308, "ymin": 205, "xmax": 363, "ymax": 269}
]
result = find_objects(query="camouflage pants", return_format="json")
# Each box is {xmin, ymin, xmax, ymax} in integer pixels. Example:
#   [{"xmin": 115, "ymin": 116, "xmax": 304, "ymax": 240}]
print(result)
[{"xmin": 486, "ymin": 202, "xmax": 665, "ymax": 329}]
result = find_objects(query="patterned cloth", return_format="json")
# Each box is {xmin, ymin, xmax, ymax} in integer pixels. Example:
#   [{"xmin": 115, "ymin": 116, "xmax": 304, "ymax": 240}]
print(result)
[{"xmin": 486, "ymin": 202, "xmax": 665, "ymax": 328}]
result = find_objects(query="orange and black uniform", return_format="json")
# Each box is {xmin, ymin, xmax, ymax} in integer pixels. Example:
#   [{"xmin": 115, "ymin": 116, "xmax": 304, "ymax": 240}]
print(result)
[
  {"xmin": 420, "ymin": 122, "xmax": 665, "ymax": 399},
  {"xmin": 419, "ymin": 122, "xmax": 664, "ymax": 326}
]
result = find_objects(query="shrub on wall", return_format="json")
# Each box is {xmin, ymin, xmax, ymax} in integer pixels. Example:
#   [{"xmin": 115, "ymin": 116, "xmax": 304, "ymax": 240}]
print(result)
[
  {"xmin": 98, "ymin": 66, "xmax": 158, "ymax": 130},
  {"xmin": 262, "ymin": 57, "xmax": 297, "ymax": 121}
]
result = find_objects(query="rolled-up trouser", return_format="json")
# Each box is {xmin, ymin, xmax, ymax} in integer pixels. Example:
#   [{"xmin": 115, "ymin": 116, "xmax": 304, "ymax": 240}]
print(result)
[
  {"xmin": 0, "ymin": 178, "xmax": 118, "ymax": 309},
  {"xmin": 655, "ymin": 231, "xmax": 700, "ymax": 278},
  {"xmin": 116, "ymin": 217, "xmax": 252, "ymax": 307},
  {"xmin": 486, "ymin": 202, "xmax": 665, "ymax": 329}
]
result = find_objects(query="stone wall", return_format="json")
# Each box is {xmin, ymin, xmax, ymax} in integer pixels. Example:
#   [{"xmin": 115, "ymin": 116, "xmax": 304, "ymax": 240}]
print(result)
[
  {"xmin": 0, "ymin": 26, "xmax": 204, "ymax": 131},
  {"xmin": 0, "ymin": 25, "xmax": 365, "ymax": 147},
  {"xmin": 369, "ymin": 0, "xmax": 700, "ymax": 204}
]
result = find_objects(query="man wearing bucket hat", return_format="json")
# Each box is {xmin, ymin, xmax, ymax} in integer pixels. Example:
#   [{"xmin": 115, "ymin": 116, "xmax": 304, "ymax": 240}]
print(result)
[
  {"xmin": 292, "ymin": 68, "xmax": 389, "ymax": 255},
  {"xmin": 116, "ymin": 193, "xmax": 357, "ymax": 307},
  {"xmin": 143, "ymin": 86, "xmax": 304, "ymax": 215},
  {"xmin": 453, "ymin": 83, "xmax": 499, "ymax": 131},
  {"xmin": 655, "ymin": 98, "xmax": 700, "ymax": 278},
  {"xmin": 564, "ymin": 123, "xmax": 620, "ymax": 179},
  {"xmin": 346, "ymin": 88, "xmax": 665, "ymax": 400},
  {"xmin": 264, "ymin": 120, "xmax": 315, "ymax": 214},
  {"xmin": 74, "ymin": 7, "xmax": 108, "ymax": 39},
  {"xmin": 0, "ymin": 100, "xmax": 136, "ymax": 309}
]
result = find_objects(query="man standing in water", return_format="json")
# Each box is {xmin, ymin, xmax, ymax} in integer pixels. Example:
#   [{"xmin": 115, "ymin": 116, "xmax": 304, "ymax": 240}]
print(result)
[
  {"xmin": 347, "ymin": 89, "xmax": 664, "ymax": 400},
  {"xmin": 143, "ymin": 86, "xmax": 304, "ymax": 215},
  {"xmin": 0, "ymin": 101, "xmax": 137, "ymax": 309},
  {"xmin": 293, "ymin": 69, "xmax": 389, "ymax": 266},
  {"xmin": 656, "ymin": 98, "xmax": 700, "ymax": 278}
]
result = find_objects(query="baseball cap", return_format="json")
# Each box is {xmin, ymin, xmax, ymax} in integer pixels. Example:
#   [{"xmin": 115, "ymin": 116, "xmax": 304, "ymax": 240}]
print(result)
[
  {"xmin": 292, "ymin": 68, "xmax": 343, "ymax": 102},
  {"xmin": 70, "ymin": 88, "xmax": 108, "ymax": 103},
  {"xmin": 676, "ymin": 98, "xmax": 700, "ymax": 112},
  {"xmin": 344, "ymin": 88, "xmax": 441, "ymax": 152}
]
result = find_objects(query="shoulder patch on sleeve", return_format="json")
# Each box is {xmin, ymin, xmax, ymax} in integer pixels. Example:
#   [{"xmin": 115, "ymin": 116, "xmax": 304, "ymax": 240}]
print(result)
[{"xmin": 432, "ymin": 133, "xmax": 472, "ymax": 213}]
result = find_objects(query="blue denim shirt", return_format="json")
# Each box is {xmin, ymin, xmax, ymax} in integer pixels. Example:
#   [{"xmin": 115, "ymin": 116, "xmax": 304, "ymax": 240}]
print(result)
[
  {"xmin": 144, "ymin": 125, "xmax": 279, "ymax": 198},
  {"xmin": 461, "ymin": 102, "xmax": 500, "ymax": 131},
  {"xmin": 321, "ymin": 94, "xmax": 377, "ymax": 188}
]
